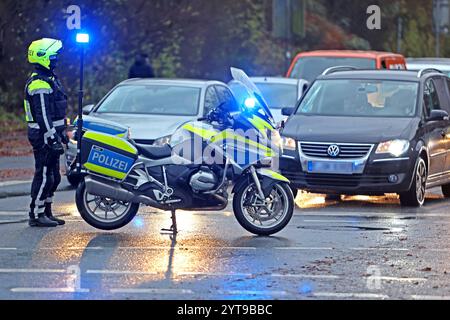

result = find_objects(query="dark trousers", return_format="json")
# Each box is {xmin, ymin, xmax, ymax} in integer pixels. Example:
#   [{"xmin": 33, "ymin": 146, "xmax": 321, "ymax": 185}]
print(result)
[{"xmin": 28, "ymin": 130, "xmax": 61, "ymax": 216}]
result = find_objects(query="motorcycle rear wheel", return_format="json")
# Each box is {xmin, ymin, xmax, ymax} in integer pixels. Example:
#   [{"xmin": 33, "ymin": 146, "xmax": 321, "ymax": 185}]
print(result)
[
  {"xmin": 76, "ymin": 180, "xmax": 140, "ymax": 230},
  {"xmin": 233, "ymin": 182, "xmax": 294, "ymax": 236}
]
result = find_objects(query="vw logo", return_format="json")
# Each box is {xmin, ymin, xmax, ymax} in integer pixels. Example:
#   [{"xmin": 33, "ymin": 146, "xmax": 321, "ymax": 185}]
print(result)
[{"xmin": 327, "ymin": 145, "xmax": 340, "ymax": 157}]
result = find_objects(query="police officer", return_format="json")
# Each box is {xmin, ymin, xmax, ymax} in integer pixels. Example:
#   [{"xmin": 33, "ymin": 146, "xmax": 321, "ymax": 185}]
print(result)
[{"xmin": 24, "ymin": 38, "xmax": 68, "ymax": 227}]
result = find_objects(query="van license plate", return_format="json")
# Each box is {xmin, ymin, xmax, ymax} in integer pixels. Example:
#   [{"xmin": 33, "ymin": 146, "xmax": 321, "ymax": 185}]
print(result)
[{"xmin": 307, "ymin": 161, "xmax": 353, "ymax": 174}]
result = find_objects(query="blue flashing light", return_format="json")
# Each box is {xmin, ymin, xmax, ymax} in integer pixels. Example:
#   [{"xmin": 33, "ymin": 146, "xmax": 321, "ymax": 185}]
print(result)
[
  {"xmin": 244, "ymin": 97, "xmax": 256, "ymax": 109},
  {"xmin": 76, "ymin": 33, "xmax": 90, "ymax": 44},
  {"xmin": 133, "ymin": 217, "xmax": 144, "ymax": 228}
]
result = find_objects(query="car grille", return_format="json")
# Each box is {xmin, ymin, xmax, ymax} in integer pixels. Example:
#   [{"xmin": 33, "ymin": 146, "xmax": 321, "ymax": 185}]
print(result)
[
  {"xmin": 300, "ymin": 142, "xmax": 373, "ymax": 159},
  {"xmin": 283, "ymin": 172, "xmax": 389, "ymax": 188}
]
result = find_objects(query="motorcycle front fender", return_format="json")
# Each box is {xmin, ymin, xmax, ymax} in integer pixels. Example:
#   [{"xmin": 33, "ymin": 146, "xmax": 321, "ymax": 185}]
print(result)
[
  {"xmin": 256, "ymin": 168, "xmax": 290, "ymax": 183},
  {"xmin": 232, "ymin": 168, "xmax": 289, "ymax": 196}
]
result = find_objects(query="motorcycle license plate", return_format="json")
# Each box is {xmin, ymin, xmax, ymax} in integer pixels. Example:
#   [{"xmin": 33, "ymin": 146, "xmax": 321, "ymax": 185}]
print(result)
[
  {"xmin": 307, "ymin": 161, "xmax": 354, "ymax": 174},
  {"xmin": 87, "ymin": 146, "xmax": 135, "ymax": 174}
]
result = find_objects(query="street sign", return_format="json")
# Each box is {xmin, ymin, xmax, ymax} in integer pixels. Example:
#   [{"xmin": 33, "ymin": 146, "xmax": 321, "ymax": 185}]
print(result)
[
  {"xmin": 433, "ymin": 0, "xmax": 449, "ymax": 34},
  {"xmin": 272, "ymin": 0, "xmax": 305, "ymax": 39}
]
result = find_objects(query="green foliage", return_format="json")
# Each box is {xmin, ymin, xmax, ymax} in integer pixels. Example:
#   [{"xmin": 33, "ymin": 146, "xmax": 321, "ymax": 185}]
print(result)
[{"xmin": 0, "ymin": 106, "xmax": 25, "ymax": 133}]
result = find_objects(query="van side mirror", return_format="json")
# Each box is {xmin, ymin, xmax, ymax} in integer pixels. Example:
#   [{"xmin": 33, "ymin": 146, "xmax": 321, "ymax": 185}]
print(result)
[
  {"xmin": 299, "ymin": 80, "xmax": 309, "ymax": 97},
  {"xmin": 428, "ymin": 109, "xmax": 449, "ymax": 122},
  {"xmin": 82, "ymin": 104, "xmax": 95, "ymax": 115},
  {"xmin": 281, "ymin": 107, "xmax": 295, "ymax": 116}
]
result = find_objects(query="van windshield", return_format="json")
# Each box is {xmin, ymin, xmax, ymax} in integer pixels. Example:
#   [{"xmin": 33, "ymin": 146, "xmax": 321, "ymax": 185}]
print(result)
[
  {"xmin": 289, "ymin": 57, "xmax": 376, "ymax": 82},
  {"xmin": 296, "ymin": 79, "xmax": 418, "ymax": 118}
]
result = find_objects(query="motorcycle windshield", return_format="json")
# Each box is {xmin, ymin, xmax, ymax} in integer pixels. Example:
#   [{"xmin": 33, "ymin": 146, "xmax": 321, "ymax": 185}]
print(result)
[{"xmin": 230, "ymin": 67, "xmax": 276, "ymax": 128}]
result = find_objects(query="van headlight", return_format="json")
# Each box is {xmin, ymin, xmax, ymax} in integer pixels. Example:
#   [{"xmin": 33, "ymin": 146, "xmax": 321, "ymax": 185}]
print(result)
[
  {"xmin": 153, "ymin": 135, "xmax": 172, "ymax": 146},
  {"xmin": 282, "ymin": 137, "xmax": 297, "ymax": 151},
  {"xmin": 376, "ymin": 140, "xmax": 410, "ymax": 157}
]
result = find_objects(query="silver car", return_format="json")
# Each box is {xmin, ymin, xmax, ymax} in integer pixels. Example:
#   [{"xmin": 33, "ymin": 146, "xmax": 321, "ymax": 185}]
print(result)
[
  {"xmin": 229, "ymin": 77, "xmax": 308, "ymax": 123},
  {"xmin": 66, "ymin": 78, "xmax": 237, "ymax": 186}
]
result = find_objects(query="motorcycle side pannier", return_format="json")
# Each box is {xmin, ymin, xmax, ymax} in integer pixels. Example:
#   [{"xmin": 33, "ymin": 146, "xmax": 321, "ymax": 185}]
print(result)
[{"xmin": 81, "ymin": 131, "xmax": 138, "ymax": 180}]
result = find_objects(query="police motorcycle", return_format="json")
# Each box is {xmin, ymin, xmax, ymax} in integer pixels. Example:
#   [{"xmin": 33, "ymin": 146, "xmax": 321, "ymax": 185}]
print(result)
[{"xmin": 75, "ymin": 68, "xmax": 294, "ymax": 235}]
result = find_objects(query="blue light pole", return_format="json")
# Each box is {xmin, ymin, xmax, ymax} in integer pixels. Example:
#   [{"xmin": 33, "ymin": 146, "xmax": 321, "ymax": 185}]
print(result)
[{"xmin": 75, "ymin": 32, "xmax": 90, "ymax": 174}]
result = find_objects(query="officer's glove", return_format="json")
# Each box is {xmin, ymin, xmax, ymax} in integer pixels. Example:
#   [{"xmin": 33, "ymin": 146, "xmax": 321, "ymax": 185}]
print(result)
[
  {"xmin": 47, "ymin": 136, "xmax": 65, "ymax": 156},
  {"xmin": 61, "ymin": 130, "xmax": 70, "ymax": 145}
]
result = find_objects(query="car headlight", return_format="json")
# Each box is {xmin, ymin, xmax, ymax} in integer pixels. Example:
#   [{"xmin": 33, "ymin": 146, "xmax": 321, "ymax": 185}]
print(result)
[
  {"xmin": 282, "ymin": 137, "xmax": 297, "ymax": 151},
  {"xmin": 153, "ymin": 135, "xmax": 171, "ymax": 146},
  {"xmin": 376, "ymin": 140, "xmax": 410, "ymax": 157}
]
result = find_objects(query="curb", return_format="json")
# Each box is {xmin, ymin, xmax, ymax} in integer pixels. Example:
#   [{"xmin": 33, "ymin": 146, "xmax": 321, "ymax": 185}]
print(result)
[{"xmin": 0, "ymin": 182, "xmax": 74, "ymax": 199}]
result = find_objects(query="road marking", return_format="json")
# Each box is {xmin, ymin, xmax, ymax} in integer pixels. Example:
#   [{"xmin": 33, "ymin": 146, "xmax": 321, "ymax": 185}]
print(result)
[
  {"xmin": 296, "ymin": 213, "xmax": 450, "ymax": 218},
  {"xmin": 313, "ymin": 292, "xmax": 389, "ymax": 299},
  {"xmin": 217, "ymin": 290, "xmax": 288, "ymax": 296},
  {"xmin": 37, "ymin": 246, "xmax": 257, "ymax": 251},
  {"xmin": 411, "ymin": 295, "xmax": 450, "ymax": 300},
  {"xmin": 0, "ymin": 268, "xmax": 65, "ymax": 273},
  {"xmin": 350, "ymin": 247, "xmax": 410, "ymax": 251},
  {"xmin": 86, "ymin": 270, "xmax": 158, "ymax": 275},
  {"xmin": 177, "ymin": 272, "xmax": 252, "ymax": 277},
  {"xmin": 110, "ymin": 288, "xmax": 193, "ymax": 294},
  {"xmin": 372, "ymin": 276, "xmax": 427, "ymax": 282},
  {"xmin": 10, "ymin": 246, "xmax": 450, "ymax": 254},
  {"xmin": 116, "ymin": 246, "xmax": 257, "ymax": 251},
  {"xmin": 38, "ymin": 247, "xmax": 105, "ymax": 251},
  {"xmin": 11, "ymin": 287, "xmax": 89, "ymax": 293},
  {"xmin": 275, "ymin": 247, "xmax": 334, "ymax": 251},
  {"xmin": 271, "ymin": 274, "xmax": 340, "ymax": 279},
  {"xmin": 303, "ymin": 220, "xmax": 370, "ymax": 224}
]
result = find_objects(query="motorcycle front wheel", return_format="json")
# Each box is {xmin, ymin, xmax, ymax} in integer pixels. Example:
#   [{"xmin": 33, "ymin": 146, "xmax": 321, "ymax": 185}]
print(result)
[
  {"xmin": 233, "ymin": 182, "xmax": 294, "ymax": 236},
  {"xmin": 76, "ymin": 180, "xmax": 140, "ymax": 230}
]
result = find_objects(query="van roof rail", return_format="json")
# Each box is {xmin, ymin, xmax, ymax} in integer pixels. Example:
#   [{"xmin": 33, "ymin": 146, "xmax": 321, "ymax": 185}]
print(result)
[
  {"xmin": 321, "ymin": 66, "xmax": 358, "ymax": 76},
  {"xmin": 417, "ymin": 68, "xmax": 443, "ymax": 78}
]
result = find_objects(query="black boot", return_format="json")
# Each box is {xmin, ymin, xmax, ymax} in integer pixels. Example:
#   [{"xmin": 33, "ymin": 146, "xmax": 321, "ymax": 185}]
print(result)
[
  {"xmin": 28, "ymin": 211, "xmax": 38, "ymax": 227},
  {"xmin": 44, "ymin": 203, "xmax": 65, "ymax": 225},
  {"xmin": 29, "ymin": 212, "xmax": 58, "ymax": 227}
]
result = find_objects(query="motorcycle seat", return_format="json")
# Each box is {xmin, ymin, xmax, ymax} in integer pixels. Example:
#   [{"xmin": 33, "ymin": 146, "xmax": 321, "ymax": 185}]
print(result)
[{"xmin": 136, "ymin": 144, "xmax": 172, "ymax": 160}]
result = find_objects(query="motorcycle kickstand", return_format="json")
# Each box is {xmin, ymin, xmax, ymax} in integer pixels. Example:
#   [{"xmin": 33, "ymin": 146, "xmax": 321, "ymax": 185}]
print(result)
[{"xmin": 161, "ymin": 209, "xmax": 178, "ymax": 235}]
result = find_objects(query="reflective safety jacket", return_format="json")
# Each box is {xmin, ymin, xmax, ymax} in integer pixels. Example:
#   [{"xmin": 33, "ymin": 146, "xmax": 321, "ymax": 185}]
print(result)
[{"xmin": 23, "ymin": 70, "xmax": 68, "ymax": 144}]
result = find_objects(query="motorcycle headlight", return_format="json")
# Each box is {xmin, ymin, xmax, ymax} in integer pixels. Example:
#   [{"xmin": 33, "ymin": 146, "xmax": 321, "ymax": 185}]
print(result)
[
  {"xmin": 376, "ymin": 140, "xmax": 410, "ymax": 157},
  {"xmin": 153, "ymin": 135, "xmax": 171, "ymax": 146},
  {"xmin": 282, "ymin": 137, "xmax": 297, "ymax": 151}
]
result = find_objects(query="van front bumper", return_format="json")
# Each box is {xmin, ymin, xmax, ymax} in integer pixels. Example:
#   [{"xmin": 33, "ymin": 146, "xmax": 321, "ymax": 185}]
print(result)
[{"xmin": 279, "ymin": 154, "xmax": 415, "ymax": 195}]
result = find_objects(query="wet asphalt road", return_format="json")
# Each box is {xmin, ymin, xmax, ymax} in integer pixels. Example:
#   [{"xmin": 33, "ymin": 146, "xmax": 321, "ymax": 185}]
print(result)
[{"xmin": 0, "ymin": 187, "xmax": 450, "ymax": 300}]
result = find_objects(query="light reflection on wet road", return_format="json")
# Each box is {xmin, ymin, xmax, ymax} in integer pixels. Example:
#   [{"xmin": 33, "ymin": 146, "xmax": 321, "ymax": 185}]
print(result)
[{"xmin": 0, "ymin": 188, "xmax": 450, "ymax": 300}]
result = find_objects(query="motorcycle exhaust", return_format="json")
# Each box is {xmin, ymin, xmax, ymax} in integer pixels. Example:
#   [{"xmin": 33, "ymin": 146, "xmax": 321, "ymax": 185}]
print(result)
[{"xmin": 84, "ymin": 176, "xmax": 166, "ymax": 209}]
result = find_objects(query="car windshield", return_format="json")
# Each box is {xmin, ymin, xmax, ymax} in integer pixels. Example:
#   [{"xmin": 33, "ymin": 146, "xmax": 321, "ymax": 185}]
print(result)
[
  {"xmin": 296, "ymin": 79, "xmax": 418, "ymax": 118},
  {"xmin": 254, "ymin": 83, "xmax": 298, "ymax": 109},
  {"xmin": 289, "ymin": 57, "xmax": 376, "ymax": 82},
  {"xmin": 96, "ymin": 85, "xmax": 201, "ymax": 116}
]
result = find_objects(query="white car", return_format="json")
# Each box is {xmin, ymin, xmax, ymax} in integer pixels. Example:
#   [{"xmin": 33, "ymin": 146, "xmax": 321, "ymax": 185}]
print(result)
[
  {"xmin": 66, "ymin": 78, "xmax": 237, "ymax": 186},
  {"xmin": 406, "ymin": 58, "xmax": 450, "ymax": 76},
  {"xmin": 229, "ymin": 77, "xmax": 308, "ymax": 123}
]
